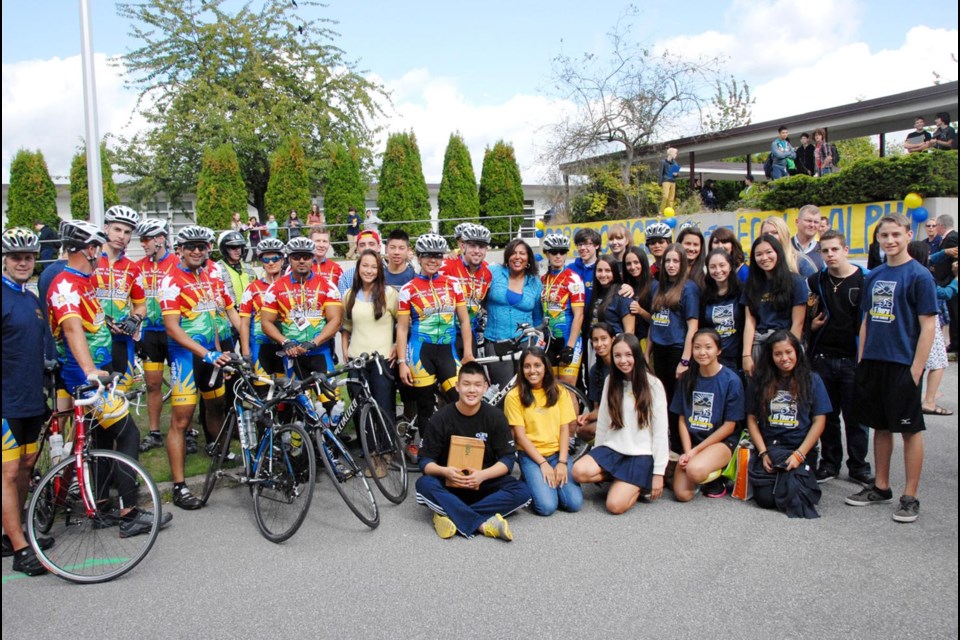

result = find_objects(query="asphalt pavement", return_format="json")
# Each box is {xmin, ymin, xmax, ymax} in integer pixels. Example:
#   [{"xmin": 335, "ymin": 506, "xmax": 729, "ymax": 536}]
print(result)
[{"xmin": 3, "ymin": 364, "xmax": 958, "ymax": 640}]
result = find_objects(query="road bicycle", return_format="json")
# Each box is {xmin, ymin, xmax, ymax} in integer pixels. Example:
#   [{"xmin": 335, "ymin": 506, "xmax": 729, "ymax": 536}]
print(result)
[
  {"xmin": 26, "ymin": 374, "xmax": 163, "ymax": 584},
  {"xmin": 201, "ymin": 355, "xmax": 316, "ymax": 543}
]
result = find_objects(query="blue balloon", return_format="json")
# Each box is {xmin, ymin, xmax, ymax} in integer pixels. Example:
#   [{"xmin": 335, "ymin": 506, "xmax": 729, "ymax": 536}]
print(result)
[
  {"xmin": 535, "ymin": 229, "xmax": 545, "ymax": 238},
  {"xmin": 911, "ymin": 207, "xmax": 929, "ymax": 223},
  {"xmin": 535, "ymin": 253, "xmax": 543, "ymax": 262},
  {"xmin": 664, "ymin": 218, "xmax": 677, "ymax": 229}
]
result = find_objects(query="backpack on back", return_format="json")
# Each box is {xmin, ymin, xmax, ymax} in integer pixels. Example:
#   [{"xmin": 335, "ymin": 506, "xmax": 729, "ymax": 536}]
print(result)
[{"xmin": 763, "ymin": 154, "xmax": 774, "ymax": 179}]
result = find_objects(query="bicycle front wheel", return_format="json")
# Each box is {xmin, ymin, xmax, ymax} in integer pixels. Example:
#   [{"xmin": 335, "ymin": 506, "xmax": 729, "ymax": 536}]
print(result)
[
  {"xmin": 252, "ymin": 424, "xmax": 316, "ymax": 543},
  {"xmin": 316, "ymin": 429, "xmax": 379, "ymax": 529},
  {"xmin": 27, "ymin": 450, "xmax": 162, "ymax": 584},
  {"xmin": 358, "ymin": 403, "xmax": 408, "ymax": 504}
]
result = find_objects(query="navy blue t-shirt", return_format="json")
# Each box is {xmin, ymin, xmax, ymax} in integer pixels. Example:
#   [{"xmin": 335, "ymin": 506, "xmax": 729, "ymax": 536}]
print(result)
[
  {"xmin": 700, "ymin": 293, "xmax": 744, "ymax": 361},
  {"xmin": 385, "ymin": 264, "xmax": 416, "ymax": 291},
  {"xmin": 742, "ymin": 273, "xmax": 807, "ymax": 332},
  {"xmin": 670, "ymin": 365, "xmax": 745, "ymax": 446},
  {"xmin": 587, "ymin": 358, "xmax": 609, "ymax": 404},
  {"xmin": 746, "ymin": 373, "xmax": 832, "ymax": 449},
  {"xmin": 2, "ymin": 277, "xmax": 48, "ymax": 418},
  {"xmin": 861, "ymin": 260, "xmax": 938, "ymax": 367},
  {"xmin": 591, "ymin": 292, "xmax": 632, "ymax": 334},
  {"xmin": 649, "ymin": 280, "xmax": 700, "ymax": 347}
]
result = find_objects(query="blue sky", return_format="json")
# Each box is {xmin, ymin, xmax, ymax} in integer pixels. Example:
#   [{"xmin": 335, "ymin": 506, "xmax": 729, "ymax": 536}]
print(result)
[{"xmin": 2, "ymin": 0, "xmax": 957, "ymax": 182}]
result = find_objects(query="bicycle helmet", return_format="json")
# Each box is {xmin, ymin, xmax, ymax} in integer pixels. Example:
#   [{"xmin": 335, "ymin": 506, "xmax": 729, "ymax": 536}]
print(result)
[
  {"xmin": 135, "ymin": 218, "xmax": 168, "ymax": 238},
  {"xmin": 104, "ymin": 205, "xmax": 141, "ymax": 228},
  {"xmin": 644, "ymin": 221, "xmax": 672, "ymax": 242},
  {"xmin": 678, "ymin": 220, "xmax": 699, "ymax": 232},
  {"xmin": 415, "ymin": 233, "xmax": 449, "ymax": 256},
  {"xmin": 2, "ymin": 227, "xmax": 41, "ymax": 255},
  {"xmin": 541, "ymin": 233, "xmax": 570, "ymax": 252},
  {"xmin": 453, "ymin": 222, "xmax": 470, "ymax": 241},
  {"xmin": 59, "ymin": 220, "xmax": 108, "ymax": 251},
  {"xmin": 218, "ymin": 230, "xmax": 247, "ymax": 254},
  {"xmin": 460, "ymin": 224, "xmax": 491, "ymax": 245},
  {"xmin": 286, "ymin": 236, "xmax": 316, "ymax": 255},
  {"xmin": 257, "ymin": 237, "xmax": 286, "ymax": 257},
  {"xmin": 175, "ymin": 225, "xmax": 215, "ymax": 247}
]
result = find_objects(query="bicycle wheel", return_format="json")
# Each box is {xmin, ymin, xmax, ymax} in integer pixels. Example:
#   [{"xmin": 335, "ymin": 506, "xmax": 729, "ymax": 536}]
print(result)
[
  {"xmin": 202, "ymin": 412, "xmax": 238, "ymax": 506},
  {"xmin": 27, "ymin": 450, "xmax": 162, "ymax": 584},
  {"xmin": 559, "ymin": 382, "xmax": 593, "ymax": 461},
  {"xmin": 30, "ymin": 413, "xmax": 76, "ymax": 534},
  {"xmin": 316, "ymin": 428, "xmax": 379, "ymax": 529},
  {"xmin": 358, "ymin": 403, "xmax": 408, "ymax": 504},
  {"xmin": 252, "ymin": 423, "xmax": 316, "ymax": 543}
]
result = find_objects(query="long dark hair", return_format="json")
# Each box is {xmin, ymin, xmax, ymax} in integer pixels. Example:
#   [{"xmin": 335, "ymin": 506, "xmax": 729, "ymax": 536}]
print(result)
[
  {"xmin": 591, "ymin": 255, "xmax": 624, "ymax": 327},
  {"xmin": 708, "ymin": 226, "xmax": 746, "ymax": 268},
  {"xmin": 679, "ymin": 329, "xmax": 722, "ymax": 405},
  {"xmin": 606, "ymin": 334, "xmax": 653, "ymax": 431},
  {"xmin": 502, "ymin": 239, "xmax": 538, "ymax": 278},
  {"xmin": 701, "ymin": 248, "xmax": 742, "ymax": 305},
  {"xmin": 623, "ymin": 247, "xmax": 652, "ymax": 307},
  {"xmin": 516, "ymin": 347, "xmax": 559, "ymax": 409},
  {"xmin": 677, "ymin": 226, "xmax": 706, "ymax": 288},
  {"xmin": 754, "ymin": 330, "xmax": 813, "ymax": 417},
  {"xmin": 652, "ymin": 243, "xmax": 690, "ymax": 312},
  {"xmin": 744, "ymin": 235, "xmax": 794, "ymax": 316},
  {"xmin": 345, "ymin": 250, "xmax": 386, "ymax": 320},
  {"xmin": 907, "ymin": 240, "xmax": 930, "ymax": 267}
]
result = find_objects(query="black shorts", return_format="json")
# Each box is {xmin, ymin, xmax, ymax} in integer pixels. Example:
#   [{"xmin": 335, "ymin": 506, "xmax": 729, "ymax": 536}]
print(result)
[
  {"xmin": 855, "ymin": 359, "xmax": 924, "ymax": 434},
  {"xmin": 2, "ymin": 415, "xmax": 45, "ymax": 462},
  {"xmin": 138, "ymin": 331, "xmax": 169, "ymax": 368}
]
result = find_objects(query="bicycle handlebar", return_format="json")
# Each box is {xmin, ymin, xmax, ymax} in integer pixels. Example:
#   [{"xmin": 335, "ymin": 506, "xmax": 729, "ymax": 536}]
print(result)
[{"xmin": 73, "ymin": 372, "xmax": 122, "ymax": 407}]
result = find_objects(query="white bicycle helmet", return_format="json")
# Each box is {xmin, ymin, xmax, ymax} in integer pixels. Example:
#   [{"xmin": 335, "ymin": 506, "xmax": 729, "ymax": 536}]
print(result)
[
  {"xmin": 175, "ymin": 225, "xmax": 215, "ymax": 247},
  {"xmin": 644, "ymin": 221, "xmax": 672, "ymax": 242},
  {"xmin": 2, "ymin": 228, "xmax": 41, "ymax": 255},
  {"xmin": 460, "ymin": 224, "xmax": 491, "ymax": 245},
  {"xmin": 286, "ymin": 237, "xmax": 316, "ymax": 255},
  {"xmin": 104, "ymin": 205, "xmax": 141, "ymax": 228},
  {"xmin": 453, "ymin": 223, "xmax": 471, "ymax": 241},
  {"xmin": 257, "ymin": 237, "xmax": 286, "ymax": 257},
  {"xmin": 60, "ymin": 220, "xmax": 108, "ymax": 251},
  {"xmin": 415, "ymin": 233, "xmax": 449, "ymax": 256},
  {"xmin": 541, "ymin": 233, "xmax": 570, "ymax": 252},
  {"xmin": 136, "ymin": 218, "xmax": 168, "ymax": 238}
]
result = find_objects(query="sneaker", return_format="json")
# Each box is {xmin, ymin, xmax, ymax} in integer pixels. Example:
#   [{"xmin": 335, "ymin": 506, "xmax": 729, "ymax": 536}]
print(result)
[
  {"xmin": 432, "ymin": 514, "xmax": 457, "ymax": 539},
  {"xmin": 704, "ymin": 479, "xmax": 728, "ymax": 499},
  {"xmin": 815, "ymin": 467, "xmax": 840, "ymax": 483},
  {"xmin": 405, "ymin": 443, "xmax": 420, "ymax": 465},
  {"xmin": 139, "ymin": 431, "xmax": 164, "ymax": 452},
  {"xmin": 172, "ymin": 485, "xmax": 203, "ymax": 510},
  {"xmin": 893, "ymin": 496, "xmax": 920, "ymax": 523},
  {"xmin": 845, "ymin": 485, "xmax": 894, "ymax": 506},
  {"xmin": 119, "ymin": 508, "xmax": 174, "ymax": 538},
  {"xmin": 12, "ymin": 546, "xmax": 47, "ymax": 576},
  {"xmin": 848, "ymin": 471, "xmax": 876, "ymax": 488},
  {"xmin": 185, "ymin": 429, "xmax": 199, "ymax": 455},
  {"xmin": 2, "ymin": 533, "xmax": 54, "ymax": 556},
  {"xmin": 481, "ymin": 513, "xmax": 513, "ymax": 542}
]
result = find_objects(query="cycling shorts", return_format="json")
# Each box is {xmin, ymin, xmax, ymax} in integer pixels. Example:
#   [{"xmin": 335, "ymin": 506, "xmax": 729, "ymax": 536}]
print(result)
[
  {"xmin": 169, "ymin": 341, "xmax": 225, "ymax": 406},
  {"xmin": 251, "ymin": 340, "xmax": 284, "ymax": 381},
  {"xmin": 111, "ymin": 334, "xmax": 136, "ymax": 391},
  {"xmin": 406, "ymin": 339, "xmax": 460, "ymax": 392},
  {"xmin": 546, "ymin": 335, "xmax": 583, "ymax": 380},
  {"xmin": 138, "ymin": 331, "xmax": 169, "ymax": 371},
  {"xmin": 2, "ymin": 415, "xmax": 44, "ymax": 462}
]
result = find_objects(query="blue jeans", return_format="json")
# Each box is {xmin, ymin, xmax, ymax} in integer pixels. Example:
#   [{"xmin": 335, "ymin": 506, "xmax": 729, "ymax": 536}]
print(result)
[
  {"xmin": 352, "ymin": 357, "xmax": 394, "ymax": 427},
  {"xmin": 415, "ymin": 474, "xmax": 531, "ymax": 537},
  {"xmin": 518, "ymin": 452, "xmax": 583, "ymax": 516},
  {"xmin": 771, "ymin": 164, "xmax": 789, "ymax": 179}
]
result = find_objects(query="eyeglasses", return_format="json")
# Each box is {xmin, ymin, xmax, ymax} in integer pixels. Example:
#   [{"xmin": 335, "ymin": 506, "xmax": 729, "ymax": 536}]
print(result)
[
  {"xmin": 261, "ymin": 255, "xmax": 284, "ymax": 264},
  {"xmin": 289, "ymin": 253, "xmax": 313, "ymax": 261},
  {"xmin": 182, "ymin": 243, "xmax": 209, "ymax": 252}
]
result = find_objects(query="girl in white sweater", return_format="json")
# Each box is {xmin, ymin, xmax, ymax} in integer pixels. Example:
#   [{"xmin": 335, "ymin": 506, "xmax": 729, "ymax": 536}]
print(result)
[{"xmin": 572, "ymin": 333, "xmax": 669, "ymax": 514}]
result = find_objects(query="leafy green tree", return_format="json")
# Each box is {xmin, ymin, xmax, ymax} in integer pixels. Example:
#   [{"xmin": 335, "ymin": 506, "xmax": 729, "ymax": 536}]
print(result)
[
  {"xmin": 69, "ymin": 143, "xmax": 120, "ymax": 221},
  {"xmin": 437, "ymin": 133, "xmax": 479, "ymax": 237},
  {"xmin": 323, "ymin": 143, "xmax": 367, "ymax": 242},
  {"xmin": 116, "ymin": 0, "xmax": 385, "ymax": 216},
  {"xmin": 377, "ymin": 131, "xmax": 431, "ymax": 237},
  {"xmin": 833, "ymin": 136, "xmax": 879, "ymax": 168},
  {"xmin": 195, "ymin": 143, "xmax": 248, "ymax": 231},
  {"xmin": 5, "ymin": 149, "xmax": 59, "ymax": 229},
  {"xmin": 265, "ymin": 136, "xmax": 311, "ymax": 230},
  {"xmin": 479, "ymin": 141, "xmax": 524, "ymax": 243}
]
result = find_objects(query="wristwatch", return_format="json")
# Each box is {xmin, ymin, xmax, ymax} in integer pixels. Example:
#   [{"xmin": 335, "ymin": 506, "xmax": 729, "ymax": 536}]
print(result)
[{"xmin": 680, "ymin": 358, "xmax": 690, "ymax": 366}]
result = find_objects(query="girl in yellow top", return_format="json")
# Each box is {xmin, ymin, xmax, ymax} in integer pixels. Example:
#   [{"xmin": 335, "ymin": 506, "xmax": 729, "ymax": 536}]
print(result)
[{"xmin": 504, "ymin": 347, "xmax": 583, "ymax": 516}]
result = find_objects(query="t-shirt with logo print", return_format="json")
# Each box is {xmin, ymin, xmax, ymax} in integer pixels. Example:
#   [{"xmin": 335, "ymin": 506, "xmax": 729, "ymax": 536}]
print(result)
[
  {"xmin": 746, "ymin": 374, "xmax": 832, "ymax": 449},
  {"xmin": 861, "ymin": 260, "xmax": 938, "ymax": 367},
  {"xmin": 669, "ymin": 365, "xmax": 744, "ymax": 446},
  {"xmin": 700, "ymin": 292, "xmax": 744, "ymax": 360},
  {"xmin": 741, "ymin": 273, "xmax": 808, "ymax": 333},
  {"xmin": 649, "ymin": 280, "xmax": 700, "ymax": 347}
]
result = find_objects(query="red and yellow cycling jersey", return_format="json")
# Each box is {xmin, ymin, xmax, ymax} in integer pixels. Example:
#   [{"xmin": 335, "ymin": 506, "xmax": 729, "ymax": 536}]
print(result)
[
  {"xmin": 136, "ymin": 251, "xmax": 178, "ymax": 332},
  {"xmin": 238, "ymin": 278, "xmax": 273, "ymax": 345},
  {"xmin": 439, "ymin": 257, "xmax": 491, "ymax": 331},
  {"xmin": 398, "ymin": 273, "xmax": 465, "ymax": 345},
  {"xmin": 541, "ymin": 268, "xmax": 585, "ymax": 341},
  {"xmin": 47, "ymin": 266, "xmax": 113, "ymax": 375},
  {"xmin": 312, "ymin": 259, "xmax": 343, "ymax": 287},
  {"xmin": 158, "ymin": 263, "xmax": 232, "ymax": 349},
  {"xmin": 262, "ymin": 273, "xmax": 342, "ymax": 352},
  {"xmin": 93, "ymin": 253, "xmax": 145, "ymax": 322}
]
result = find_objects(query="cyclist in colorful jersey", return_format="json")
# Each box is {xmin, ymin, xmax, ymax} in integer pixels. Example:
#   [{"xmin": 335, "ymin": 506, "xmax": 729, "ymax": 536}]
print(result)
[
  {"xmin": 308, "ymin": 226, "xmax": 343, "ymax": 287},
  {"xmin": 94, "ymin": 205, "xmax": 147, "ymax": 390},
  {"xmin": 541, "ymin": 233, "xmax": 585, "ymax": 386},
  {"xmin": 2, "ymin": 228, "xmax": 52, "ymax": 575},
  {"xmin": 215, "ymin": 230, "xmax": 256, "ymax": 324},
  {"xmin": 160, "ymin": 225, "xmax": 234, "ymax": 510},
  {"xmin": 48, "ymin": 220, "xmax": 170, "ymax": 533},
  {"xmin": 134, "ymin": 218, "xmax": 179, "ymax": 452},
  {"xmin": 397, "ymin": 233, "xmax": 474, "ymax": 422},
  {"xmin": 238, "ymin": 238, "xmax": 286, "ymax": 384},
  {"xmin": 261, "ymin": 236, "xmax": 343, "ymax": 379},
  {"xmin": 439, "ymin": 224, "xmax": 492, "ymax": 357}
]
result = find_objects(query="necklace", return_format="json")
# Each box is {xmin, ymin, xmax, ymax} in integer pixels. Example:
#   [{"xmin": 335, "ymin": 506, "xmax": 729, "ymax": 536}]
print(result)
[{"xmin": 827, "ymin": 272, "xmax": 851, "ymax": 293}]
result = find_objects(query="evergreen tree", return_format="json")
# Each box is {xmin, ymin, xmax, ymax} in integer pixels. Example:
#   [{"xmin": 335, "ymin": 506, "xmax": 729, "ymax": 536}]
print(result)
[
  {"xmin": 6, "ymin": 149, "xmax": 59, "ymax": 229},
  {"xmin": 437, "ymin": 132, "xmax": 479, "ymax": 238},
  {"xmin": 69, "ymin": 143, "xmax": 120, "ymax": 221},
  {"xmin": 479, "ymin": 140, "xmax": 524, "ymax": 245},
  {"xmin": 323, "ymin": 143, "xmax": 367, "ymax": 243},
  {"xmin": 195, "ymin": 143, "xmax": 248, "ymax": 231},
  {"xmin": 377, "ymin": 131, "xmax": 431, "ymax": 237},
  {"xmin": 265, "ymin": 136, "xmax": 312, "ymax": 230}
]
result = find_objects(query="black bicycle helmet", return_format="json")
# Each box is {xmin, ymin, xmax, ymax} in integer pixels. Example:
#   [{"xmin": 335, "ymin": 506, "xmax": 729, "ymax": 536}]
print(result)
[
  {"xmin": 2, "ymin": 228, "xmax": 41, "ymax": 255},
  {"xmin": 415, "ymin": 233, "xmax": 449, "ymax": 256},
  {"xmin": 60, "ymin": 220, "xmax": 108, "ymax": 251},
  {"xmin": 218, "ymin": 230, "xmax": 247, "ymax": 254}
]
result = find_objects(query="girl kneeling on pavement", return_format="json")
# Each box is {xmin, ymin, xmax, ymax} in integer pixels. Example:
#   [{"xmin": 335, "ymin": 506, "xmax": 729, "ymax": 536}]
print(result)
[
  {"xmin": 572, "ymin": 334, "xmax": 668, "ymax": 514},
  {"xmin": 505, "ymin": 348, "xmax": 583, "ymax": 516},
  {"xmin": 671, "ymin": 329, "xmax": 745, "ymax": 501},
  {"xmin": 746, "ymin": 330, "xmax": 831, "ymax": 518}
]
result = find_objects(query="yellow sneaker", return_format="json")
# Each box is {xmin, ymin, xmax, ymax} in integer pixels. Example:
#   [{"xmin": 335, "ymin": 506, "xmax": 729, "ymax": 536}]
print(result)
[
  {"xmin": 481, "ymin": 514, "xmax": 513, "ymax": 542},
  {"xmin": 433, "ymin": 514, "xmax": 457, "ymax": 539}
]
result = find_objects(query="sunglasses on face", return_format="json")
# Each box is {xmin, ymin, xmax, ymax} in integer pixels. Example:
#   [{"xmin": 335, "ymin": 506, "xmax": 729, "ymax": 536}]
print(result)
[
  {"xmin": 289, "ymin": 253, "xmax": 313, "ymax": 261},
  {"xmin": 545, "ymin": 249, "xmax": 568, "ymax": 256},
  {"xmin": 261, "ymin": 255, "xmax": 284, "ymax": 264},
  {"xmin": 420, "ymin": 253, "xmax": 444, "ymax": 260},
  {"xmin": 182, "ymin": 243, "xmax": 209, "ymax": 252}
]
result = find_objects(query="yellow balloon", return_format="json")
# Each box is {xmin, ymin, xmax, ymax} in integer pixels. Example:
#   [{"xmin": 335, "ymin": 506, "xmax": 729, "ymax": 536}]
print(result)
[
  {"xmin": 904, "ymin": 193, "xmax": 922, "ymax": 209},
  {"xmin": 535, "ymin": 220, "xmax": 546, "ymax": 231},
  {"xmin": 663, "ymin": 207, "xmax": 676, "ymax": 217}
]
